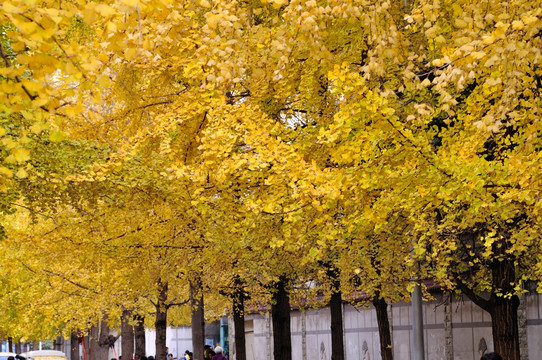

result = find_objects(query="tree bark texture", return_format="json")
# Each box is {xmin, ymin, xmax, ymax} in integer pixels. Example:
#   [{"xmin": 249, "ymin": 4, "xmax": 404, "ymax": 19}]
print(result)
[
  {"xmin": 329, "ymin": 285, "xmax": 345, "ymax": 360},
  {"xmin": 98, "ymin": 316, "xmax": 112, "ymax": 360},
  {"xmin": 134, "ymin": 315, "xmax": 146, "ymax": 359},
  {"xmin": 54, "ymin": 337, "xmax": 62, "ymax": 351},
  {"xmin": 89, "ymin": 325, "xmax": 99, "ymax": 360},
  {"xmin": 490, "ymin": 295, "xmax": 520, "ymax": 360},
  {"xmin": 155, "ymin": 280, "xmax": 169, "ymax": 360},
  {"xmin": 122, "ymin": 309, "xmax": 135, "ymax": 360},
  {"xmin": 89, "ymin": 315, "xmax": 115, "ymax": 360},
  {"xmin": 490, "ymin": 252, "xmax": 520, "ymax": 360},
  {"xmin": 271, "ymin": 275, "xmax": 292, "ymax": 360},
  {"xmin": 458, "ymin": 239, "xmax": 521, "ymax": 360},
  {"xmin": 233, "ymin": 276, "xmax": 247, "ymax": 360},
  {"xmin": 373, "ymin": 297, "xmax": 393, "ymax": 360},
  {"xmin": 82, "ymin": 335, "xmax": 90, "ymax": 360},
  {"xmin": 71, "ymin": 331, "xmax": 81, "ymax": 360},
  {"xmin": 190, "ymin": 277, "xmax": 205, "ymax": 360}
]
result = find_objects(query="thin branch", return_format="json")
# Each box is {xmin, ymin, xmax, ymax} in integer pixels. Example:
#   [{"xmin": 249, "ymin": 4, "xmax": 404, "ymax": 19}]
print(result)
[
  {"xmin": 20, "ymin": 13, "xmax": 89, "ymax": 82},
  {"xmin": 102, "ymin": 218, "xmax": 171, "ymax": 242},
  {"xmin": 384, "ymin": 116, "xmax": 452, "ymax": 179},
  {"xmin": 261, "ymin": 203, "xmax": 310, "ymax": 215},
  {"xmin": 81, "ymin": 113, "xmax": 115, "ymax": 147},
  {"xmin": 0, "ymin": 42, "xmax": 38, "ymax": 101},
  {"xmin": 184, "ymin": 111, "xmax": 208, "ymax": 164},
  {"xmin": 19, "ymin": 260, "xmax": 98, "ymax": 294},
  {"xmin": 10, "ymin": 202, "xmax": 55, "ymax": 219},
  {"xmin": 43, "ymin": 269, "xmax": 98, "ymax": 293},
  {"xmin": 127, "ymin": 244, "xmax": 205, "ymax": 250},
  {"xmin": 142, "ymin": 88, "xmax": 188, "ymax": 100}
]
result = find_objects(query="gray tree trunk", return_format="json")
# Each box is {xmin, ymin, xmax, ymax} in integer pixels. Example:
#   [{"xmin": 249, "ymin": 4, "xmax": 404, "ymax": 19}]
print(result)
[
  {"xmin": 99, "ymin": 316, "xmax": 112, "ymax": 360},
  {"xmin": 190, "ymin": 277, "xmax": 205, "ymax": 360},
  {"xmin": 122, "ymin": 309, "xmax": 135, "ymax": 360},
  {"xmin": 233, "ymin": 276, "xmax": 246, "ymax": 360},
  {"xmin": 155, "ymin": 280, "xmax": 169, "ymax": 360},
  {"xmin": 89, "ymin": 325, "xmax": 99, "ymax": 360},
  {"xmin": 134, "ymin": 315, "xmax": 146, "ymax": 359},
  {"xmin": 82, "ymin": 335, "xmax": 90, "ymax": 360},
  {"xmin": 71, "ymin": 331, "xmax": 81, "ymax": 360}
]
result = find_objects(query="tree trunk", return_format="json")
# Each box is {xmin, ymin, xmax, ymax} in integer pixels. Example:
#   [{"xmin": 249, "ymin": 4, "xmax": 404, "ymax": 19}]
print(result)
[
  {"xmin": 155, "ymin": 280, "xmax": 169, "ymax": 360},
  {"xmin": 271, "ymin": 275, "xmax": 291, "ymax": 360},
  {"xmin": 458, "ymin": 240, "xmax": 521, "ymax": 360},
  {"xmin": 122, "ymin": 309, "xmax": 135, "ymax": 360},
  {"xmin": 490, "ymin": 253, "xmax": 520, "ymax": 360},
  {"xmin": 134, "ymin": 315, "xmax": 146, "ymax": 360},
  {"xmin": 490, "ymin": 295, "xmax": 519, "ymax": 359},
  {"xmin": 89, "ymin": 325, "xmax": 99, "ymax": 360},
  {"xmin": 190, "ymin": 277, "xmax": 205, "ymax": 360},
  {"xmin": 71, "ymin": 331, "xmax": 81, "ymax": 360},
  {"xmin": 233, "ymin": 276, "xmax": 246, "ymax": 360},
  {"xmin": 373, "ymin": 297, "xmax": 393, "ymax": 360},
  {"xmin": 54, "ymin": 337, "xmax": 62, "ymax": 351},
  {"xmin": 329, "ymin": 286, "xmax": 345, "ymax": 360},
  {"xmin": 16, "ymin": 341, "xmax": 22, "ymax": 354},
  {"xmin": 8, "ymin": 338, "xmax": 12, "ymax": 352},
  {"xmin": 98, "ymin": 316, "xmax": 111, "ymax": 360},
  {"xmin": 82, "ymin": 335, "xmax": 90, "ymax": 360}
]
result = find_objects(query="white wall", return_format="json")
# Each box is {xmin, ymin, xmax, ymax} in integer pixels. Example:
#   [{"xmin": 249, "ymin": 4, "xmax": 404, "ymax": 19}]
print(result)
[{"xmin": 107, "ymin": 293, "xmax": 542, "ymax": 360}]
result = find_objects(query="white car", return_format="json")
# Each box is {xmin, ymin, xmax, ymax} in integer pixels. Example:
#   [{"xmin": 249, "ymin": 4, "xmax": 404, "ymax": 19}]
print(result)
[
  {"xmin": 0, "ymin": 352, "xmax": 17, "ymax": 360},
  {"xmin": 18, "ymin": 351, "xmax": 68, "ymax": 360}
]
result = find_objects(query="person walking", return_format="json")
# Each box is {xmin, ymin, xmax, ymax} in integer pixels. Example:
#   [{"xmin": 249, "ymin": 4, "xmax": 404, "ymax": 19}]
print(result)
[
  {"xmin": 203, "ymin": 345, "xmax": 215, "ymax": 360},
  {"xmin": 211, "ymin": 347, "xmax": 226, "ymax": 360},
  {"xmin": 481, "ymin": 353, "xmax": 503, "ymax": 360}
]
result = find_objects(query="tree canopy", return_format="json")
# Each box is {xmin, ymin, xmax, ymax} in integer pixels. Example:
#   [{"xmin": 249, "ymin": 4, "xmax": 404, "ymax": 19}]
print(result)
[{"xmin": 0, "ymin": 0, "xmax": 541, "ymax": 359}]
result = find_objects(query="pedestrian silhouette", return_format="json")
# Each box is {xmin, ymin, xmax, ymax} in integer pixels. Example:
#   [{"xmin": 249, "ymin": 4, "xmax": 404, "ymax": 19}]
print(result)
[{"xmin": 481, "ymin": 353, "xmax": 503, "ymax": 360}]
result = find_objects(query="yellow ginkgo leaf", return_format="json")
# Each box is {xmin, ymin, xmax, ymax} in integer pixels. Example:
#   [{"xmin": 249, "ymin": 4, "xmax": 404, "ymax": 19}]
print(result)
[
  {"xmin": 0, "ymin": 167, "xmax": 13, "ymax": 178},
  {"xmin": 512, "ymin": 20, "xmax": 524, "ymax": 30},
  {"xmin": 455, "ymin": 18, "xmax": 468, "ymax": 28},
  {"xmin": 12, "ymin": 148, "xmax": 30, "ymax": 163},
  {"xmin": 124, "ymin": 47, "xmax": 138, "ymax": 61},
  {"xmin": 120, "ymin": 0, "xmax": 139, "ymax": 6},
  {"xmin": 49, "ymin": 131, "xmax": 66, "ymax": 142},
  {"xmin": 200, "ymin": 0, "xmax": 211, "ymax": 8},
  {"xmin": 4, "ymin": 155, "xmax": 16, "ymax": 164},
  {"xmin": 3, "ymin": 2, "xmax": 23, "ymax": 13},
  {"xmin": 95, "ymin": 4, "xmax": 117, "ymax": 17},
  {"xmin": 30, "ymin": 123, "xmax": 42, "ymax": 134},
  {"xmin": 15, "ymin": 168, "xmax": 28, "ymax": 179}
]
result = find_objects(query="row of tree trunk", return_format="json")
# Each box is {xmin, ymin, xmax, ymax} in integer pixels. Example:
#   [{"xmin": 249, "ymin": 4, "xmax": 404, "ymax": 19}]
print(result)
[
  {"xmin": 68, "ymin": 268, "xmax": 520, "ymax": 360},
  {"xmin": 69, "ymin": 315, "xmax": 146, "ymax": 360}
]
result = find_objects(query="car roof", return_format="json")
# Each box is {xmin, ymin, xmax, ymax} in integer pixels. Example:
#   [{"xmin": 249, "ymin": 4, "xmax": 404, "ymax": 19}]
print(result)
[{"xmin": 19, "ymin": 351, "xmax": 67, "ymax": 359}]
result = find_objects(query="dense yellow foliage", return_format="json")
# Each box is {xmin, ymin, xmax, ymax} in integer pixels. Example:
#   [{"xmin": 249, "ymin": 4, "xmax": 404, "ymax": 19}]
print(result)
[{"xmin": 0, "ymin": 1, "xmax": 540, "ymax": 357}]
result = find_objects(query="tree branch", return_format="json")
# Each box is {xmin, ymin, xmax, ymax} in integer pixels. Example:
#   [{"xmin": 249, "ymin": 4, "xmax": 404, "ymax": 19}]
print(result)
[
  {"xmin": 165, "ymin": 299, "xmax": 190, "ymax": 309},
  {"xmin": 453, "ymin": 275, "xmax": 492, "ymax": 313}
]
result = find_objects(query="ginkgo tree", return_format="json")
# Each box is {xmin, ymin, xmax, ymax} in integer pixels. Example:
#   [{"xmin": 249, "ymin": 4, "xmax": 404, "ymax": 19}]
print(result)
[{"xmin": 1, "ymin": 2, "xmax": 542, "ymax": 360}]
